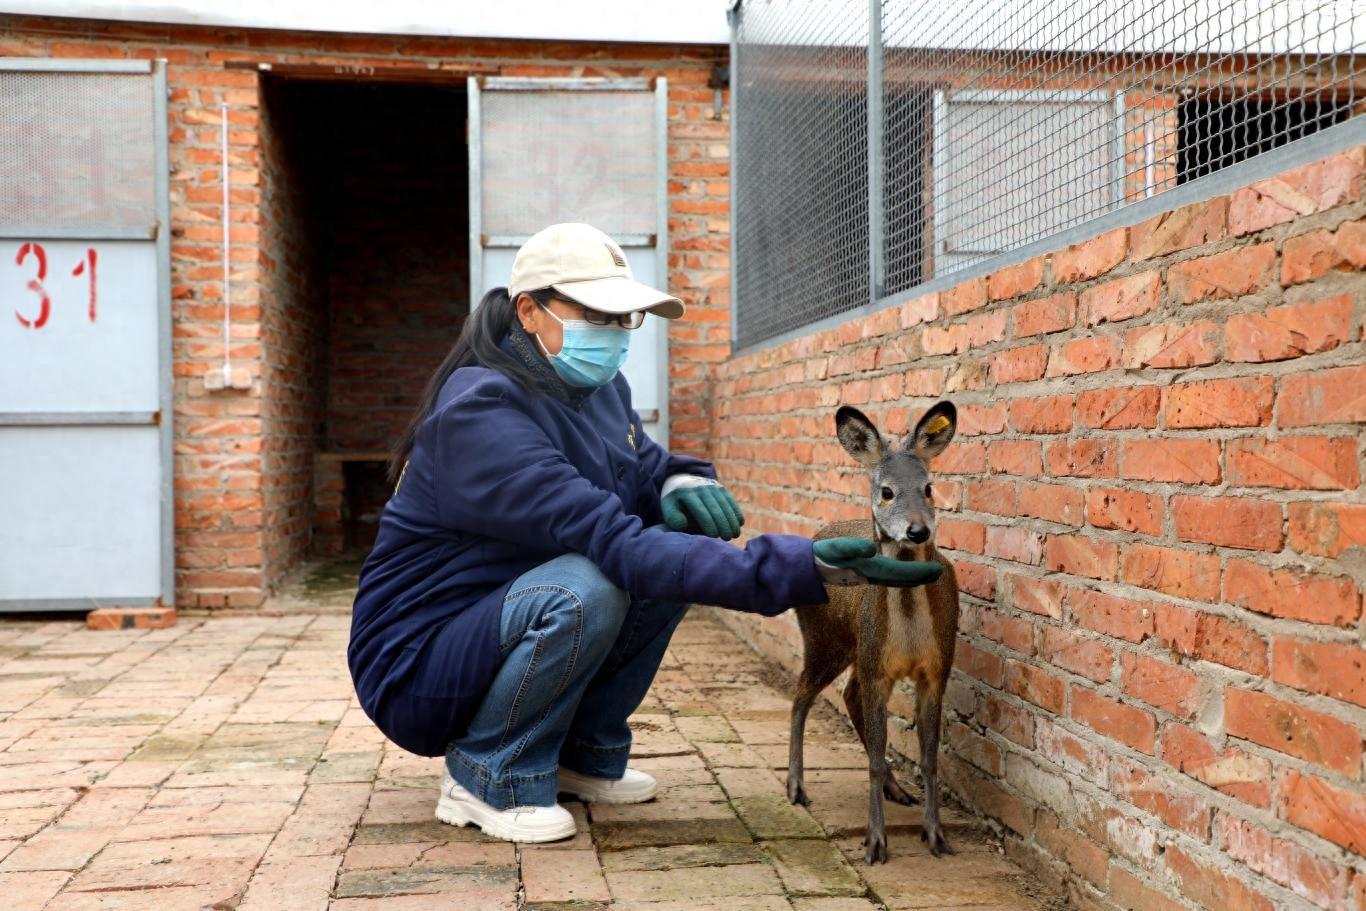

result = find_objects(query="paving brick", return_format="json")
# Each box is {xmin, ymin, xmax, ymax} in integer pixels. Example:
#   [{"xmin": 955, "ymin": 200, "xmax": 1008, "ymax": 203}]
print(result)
[
  {"xmin": 605, "ymin": 862, "xmax": 784, "ymax": 902},
  {"xmin": 521, "ymin": 849, "xmax": 609, "ymax": 904},
  {"xmin": 764, "ymin": 838, "xmax": 864, "ymax": 896}
]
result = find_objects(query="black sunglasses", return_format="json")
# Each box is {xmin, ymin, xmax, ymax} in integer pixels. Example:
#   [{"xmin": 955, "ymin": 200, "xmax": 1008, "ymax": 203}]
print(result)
[{"xmin": 547, "ymin": 299, "xmax": 646, "ymax": 329}]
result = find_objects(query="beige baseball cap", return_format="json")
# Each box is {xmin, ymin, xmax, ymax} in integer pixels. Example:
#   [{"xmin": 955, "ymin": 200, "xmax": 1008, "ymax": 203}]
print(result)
[{"xmin": 508, "ymin": 223, "xmax": 685, "ymax": 320}]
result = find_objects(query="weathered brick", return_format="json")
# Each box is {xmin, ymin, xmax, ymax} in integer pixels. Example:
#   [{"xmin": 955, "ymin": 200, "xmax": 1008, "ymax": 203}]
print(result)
[
  {"xmin": 1227, "ymin": 435, "xmax": 1360, "ymax": 490},
  {"xmin": 1010, "ymin": 574, "xmax": 1064, "ymax": 619},
  {"xmin": 942, "ymin": 278, "xmax": 989, "ymax": 316},
  {"xmin": 1076, "ymin": 386, "xmax": 1160, "ymax": 429},
  {"xmin": 1164, "ymin": 843, "xmax": 1275, "ymax": 911},
  {"xmin": 1111, "ymin": 756, "xmax": 1213, "ymax": 839},
  {"xmin": 1045, "ymin": 534, "xmax": 1118, "ymax": 580},
  {"xmin": 1162, "ymin": 721, "xmax": 1271, "ymax": 807},
  {"xmin": 1086, "ymin": 487, "xmax": 1163, "ymax": 536},
  {"xmin": 87, "ymin": 607, "xmax": 177, "ymax": 630},
  {"xmin": 1287, "ymin": 501, "xmax": 1366, "ymax": 557},
  {"xmin": 1279, "ymin": 364, "xmax": 1366, "ymax": 428},
  {"xmin": 1154, "ymin": 602, "xmax": 1268, "ymax": 674},
  {"xmin": 1053, "ymin": 228, "xmax": 1127, "ymax": 282},
  {"xmin": 1171, "ymin": 495, "xmax": 1283, "ymax": 551},
  {"xmin": 1044, "ymin": 439, "xmax": 1118, "ymax": 478},
  {"xmin": 1008, "ymin": 394, "xmax": 1074, "ymax": 433},
  {"xmin": 985, "ymin": 525, "xmax": 1045, "ymax": 565},
  {"xmin": 1283, "ymin": 228, "xmax": 1350, "ymax": 285},
  {"xmin": 1167, "ymin": 244, "xmax": 1275, "ymax": 303},
  {"xmin": 989, "ymin": 344, "xmax": 1049, "ymax": 384},
  {"xmin": 968, "ymin": 478, "xmax": 1018, "ymax": 516},
  {"xmin": 1069, "ymin": 588, "xmax": 1154, "ymax": 643},
  {"xmin": 1005, "ymin": 660, "xmax": 1066, "ymax": 713},
  {"xmin": 1121, "ymin": 653, "xmax": 1200, "ymax": 719},
  {"xmin": 1019, "ymin": 484, "xmax": 1084, "ymax": 526},
  {"xmin": 1227, "ymin": 688, "xmax": 1361, "ymax": 778},
  {"xmin": 1071, "ymin": 688, "xmax": 1156, "ymax": 754},
  {"xmin": 1012, "ymin": 292, "xmax": 1077, "ymax": 337},
  {"xmin": 1129, "ymin": 197, "xmax": 1227, "ymax": 259},
  {"xmin": 1225, "ymin": 559, "xmax": 1360, "ymax": 627},
  {"xmin": 1038, "ymin": 627, "xmax": 1112, "ymax": 683},
  {"xmin": 937, "ymin": 517, "xmax": 986, "ymax": 554},
  {"xmin": 1222, "ymin": 814, "xmax": 1355, "ymax": 911},
  {"xmin": 1082, "ymin": 271, "xmax": 1160, "ymax": 325},
  {"xmin": 1120, "ymin": 439, "xmax": 1221, "ymax": 485},
  {"xmin": 1229, "ymin": 152, "xmax": 1363, "ymax": 235},
  {"xmin": 988, "ymin": 257, "xmax": 1044, "ymax": 300},
  {"xmin": 1122, "ymin": 544, "xmax": 1222, "ymax": 602},
  {"xmin": 1046, "ymin": 335, "xmax": 1121, "ymax": 377},
  {"xmin": 956, "ymin": 642, "xmax": 1005, "ymax": 691},
  {"xmin": 988, "ymin": 440, "xmax": 1043, "ymax": 477},
  {"xmin": 1162, "ymin": 377, "xmax": 1274, "ymax": 429},
  {"xmin": 1277, "ymin": 769, "xmax": 1366, "ymax": 854},
  {"xmin": 1120, "ymin": 321, "xmax": 1220, "ymax": 369},
  {"xmin": 1224, "ymin": 295, "xmax": 1354, "ymax": 363},
  {"xmin": 1271, "ymin": 638, "xmax": 1366, "ymax": 708}
]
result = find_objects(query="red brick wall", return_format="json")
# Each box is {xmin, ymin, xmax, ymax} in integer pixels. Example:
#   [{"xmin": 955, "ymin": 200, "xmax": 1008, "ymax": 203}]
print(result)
[
  {"xmin": 258, "ymin": 76, "xmax": 329, "ymax": 592},
  {"xmin": 0, "ymin": 16, "xmax": 731, "ymax": 606},
  {"xmin": 714, "ymin": 147, "xmax": 1365, "ymax": 910}
]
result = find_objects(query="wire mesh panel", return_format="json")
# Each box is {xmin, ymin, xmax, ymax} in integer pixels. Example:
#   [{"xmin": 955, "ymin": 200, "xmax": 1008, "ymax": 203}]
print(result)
[
  {"xmin": 732, "ymin": 0, "xmax": 1364, "ymax": 349},
  {"xmin": 732, "ymin": 0, "xmax": 870, "ymax": 349},
  {"xmin": 481, "ymin": 87, "xmax": 657, "ymax": 236},
  {"xmin": 0, "ymin": 70, "xmax": 158, "ymax": 232}
]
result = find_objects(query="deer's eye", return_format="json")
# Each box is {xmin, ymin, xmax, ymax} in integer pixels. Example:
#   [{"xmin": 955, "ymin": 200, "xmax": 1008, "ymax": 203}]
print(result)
[
  {"xmin": 880, "ymin": 486, "xmax": 895, "ymax": 501},
  {"xmin": 924, "ymin": 483, "xmax": 933, "ymax": 498}
]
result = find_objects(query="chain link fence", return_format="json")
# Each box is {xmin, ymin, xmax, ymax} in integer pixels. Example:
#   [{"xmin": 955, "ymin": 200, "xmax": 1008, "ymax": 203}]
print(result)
[{"xmin": 730, "ymin": 0, "xmax": 1364, "ymax": 350}]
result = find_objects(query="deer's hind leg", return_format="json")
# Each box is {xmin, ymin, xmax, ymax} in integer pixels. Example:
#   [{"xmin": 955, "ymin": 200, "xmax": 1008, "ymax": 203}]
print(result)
[
  {"xmin": 787, "ymin": 637, "xmax": 851, "ymax": 806},
  {"xmin": 843, "ymin": 675, "xmax": 917, "ymax": 806}
]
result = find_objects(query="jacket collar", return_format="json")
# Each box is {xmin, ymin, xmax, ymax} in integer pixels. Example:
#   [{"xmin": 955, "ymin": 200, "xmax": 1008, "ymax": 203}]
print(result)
[{"xmin": 504, "ymin": 321, "xmax": 599, "ymax": 409}]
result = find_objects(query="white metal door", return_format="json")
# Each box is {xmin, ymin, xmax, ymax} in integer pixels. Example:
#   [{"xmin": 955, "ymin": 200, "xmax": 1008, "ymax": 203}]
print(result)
[
  {"xmin": 0, "ymin": 59, "xmax": 173, "ymax": 610},
  {"xmin": 469, "ymin": 77, "xmax": 671, "ymax": 443}
]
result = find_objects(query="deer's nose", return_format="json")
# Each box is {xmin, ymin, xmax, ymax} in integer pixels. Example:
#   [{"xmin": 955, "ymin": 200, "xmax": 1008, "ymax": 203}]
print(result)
[{"xmin": 906, "ymin": 524, "xmax": 931, "ymax": 543}]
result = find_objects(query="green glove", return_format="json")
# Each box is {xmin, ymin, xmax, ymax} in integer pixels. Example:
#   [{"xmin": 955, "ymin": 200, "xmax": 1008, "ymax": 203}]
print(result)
[
  {"xmin": 813, "ymin": 537, "xmax": 942, "ymax": 588},
  {"xmin": 662, "ymin": 480, "xmax": 745, "ymax": 540}
]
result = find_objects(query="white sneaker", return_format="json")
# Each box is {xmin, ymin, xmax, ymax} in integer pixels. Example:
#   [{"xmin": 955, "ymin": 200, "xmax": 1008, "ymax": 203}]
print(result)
[
  {"xmin": 558, "ymin": 765, "xmax": 658, "ymax": 804},
  {"xmin": 435, "ymin": 771, "xmax": 576, "ymax": 843}
]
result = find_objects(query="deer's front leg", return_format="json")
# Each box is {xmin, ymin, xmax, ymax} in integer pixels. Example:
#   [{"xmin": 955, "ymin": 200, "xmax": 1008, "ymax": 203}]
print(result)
[
  {"xmin": 917, "ymin": 680, "xmax": 956, "ymax": 857},
  {"xmin": 858, "ymin": 663, "xmax": 894, "ymax": 864}
]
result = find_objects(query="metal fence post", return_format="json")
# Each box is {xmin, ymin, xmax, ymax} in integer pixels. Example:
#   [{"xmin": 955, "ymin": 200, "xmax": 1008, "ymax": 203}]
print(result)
[{"xmin": 867, "ymin": 0, "xmax": 884, "ymax": 303}]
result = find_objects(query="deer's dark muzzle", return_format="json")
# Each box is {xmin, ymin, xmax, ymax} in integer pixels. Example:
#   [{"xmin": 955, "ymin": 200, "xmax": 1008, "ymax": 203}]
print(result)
[{"xmin": 906, "ymin": 524, "xmax": 931, "ymax": 543}]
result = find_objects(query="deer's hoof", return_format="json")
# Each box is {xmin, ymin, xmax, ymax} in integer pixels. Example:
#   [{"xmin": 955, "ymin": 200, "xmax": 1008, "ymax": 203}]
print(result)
[
  {"xmin": 786, "ymin": 779, "xmax": 810, "ymax": 806},
  {"xmin": 864, "ymin": 831, "xmax": 888, "ymax": 864},
  {"xmin": 923, "ymin": 827, "xmax": 956, "ymax": 857},
  {"xmin": 883, "ymin": 777, "xmax": 919, "ymax": 806}
]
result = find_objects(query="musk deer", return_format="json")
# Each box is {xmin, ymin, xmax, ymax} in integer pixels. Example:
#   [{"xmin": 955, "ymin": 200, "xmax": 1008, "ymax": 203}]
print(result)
[{"xmin": 787, "ymin": 401, "xmax": 961, "ymax": 863}]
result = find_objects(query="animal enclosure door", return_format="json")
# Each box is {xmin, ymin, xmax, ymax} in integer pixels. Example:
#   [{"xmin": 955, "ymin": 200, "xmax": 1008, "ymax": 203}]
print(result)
[
  {"xmin": 0, "ymin": 60, "xmax": 172, "ymax": 610},
  {"xmin": 932, "ymin": 90, "xmax": 1126, "ymax": 277},
  {"xmin": 468, "ymin": 77, "xmax": 671, "ymax": 443}
]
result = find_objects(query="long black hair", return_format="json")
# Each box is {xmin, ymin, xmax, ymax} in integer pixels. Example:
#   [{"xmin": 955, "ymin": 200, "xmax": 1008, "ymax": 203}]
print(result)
[{"xmin": 388, "ymin": 286, "xmax": 556, "ymax": 484}]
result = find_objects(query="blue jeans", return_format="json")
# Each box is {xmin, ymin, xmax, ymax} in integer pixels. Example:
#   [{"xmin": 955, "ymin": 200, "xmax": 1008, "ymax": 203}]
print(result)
[{"xmin": 445, "ymin": 552, "xmax": 689, "ymax": 809}]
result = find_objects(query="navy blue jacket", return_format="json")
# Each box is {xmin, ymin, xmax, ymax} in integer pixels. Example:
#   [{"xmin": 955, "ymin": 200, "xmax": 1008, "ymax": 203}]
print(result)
[{"xmin": 348, "ymin": 329, "xmax": 828, "ymax": 757}]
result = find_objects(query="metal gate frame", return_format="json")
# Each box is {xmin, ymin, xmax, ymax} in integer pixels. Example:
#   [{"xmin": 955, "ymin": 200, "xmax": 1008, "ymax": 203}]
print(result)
[
  {"xmin": 0, "ymin": 58, "xmax": 174, "ymax": 612},
  {"xmin": 467, "ymin": 76, "xmax": 672, "ymax": 443}
]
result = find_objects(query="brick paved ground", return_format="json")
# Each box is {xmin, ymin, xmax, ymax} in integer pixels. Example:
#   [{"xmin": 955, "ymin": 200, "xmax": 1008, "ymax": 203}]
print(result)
[{"xmin": 0, "ymin": 569, "xmax": 1060, "ymax": 910}]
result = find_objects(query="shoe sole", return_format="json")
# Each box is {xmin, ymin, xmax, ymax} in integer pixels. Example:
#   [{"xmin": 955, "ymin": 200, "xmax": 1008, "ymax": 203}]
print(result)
[
  {"xmin": 557, "ymin": 780, "xmax": 658, "ymax": 805},
  {"xmin": 435, "ymin": 796, "xmax": 577, "ymax": 843}
]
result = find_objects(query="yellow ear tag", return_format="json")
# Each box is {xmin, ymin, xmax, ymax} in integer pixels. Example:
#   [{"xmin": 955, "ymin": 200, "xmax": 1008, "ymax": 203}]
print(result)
[{"xmin": 925, "ymin": 414, "xmax": 951, "ymax": 435}]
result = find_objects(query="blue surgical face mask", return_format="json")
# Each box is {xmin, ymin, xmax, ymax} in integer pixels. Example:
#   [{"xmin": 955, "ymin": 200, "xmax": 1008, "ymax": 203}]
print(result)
[{"xmin": 534, "ymin": 303, "xmax": 631, "ymax": 388}]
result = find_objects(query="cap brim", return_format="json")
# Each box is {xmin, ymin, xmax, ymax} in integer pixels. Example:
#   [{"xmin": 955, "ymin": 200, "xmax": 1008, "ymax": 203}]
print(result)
[{"xmin": 553, "ymin": 276, "xmax": 685, "ymax": 320}]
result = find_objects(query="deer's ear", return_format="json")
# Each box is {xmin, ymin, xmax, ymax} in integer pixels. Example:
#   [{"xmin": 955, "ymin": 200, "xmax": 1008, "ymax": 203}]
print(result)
[
  {"xmin": 836, "ymin": 406, "xmax": 885, "ymax": 469},
  {"xmin": 907, "ymin": 401, "xmax": 956, "ymax": 460}
]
